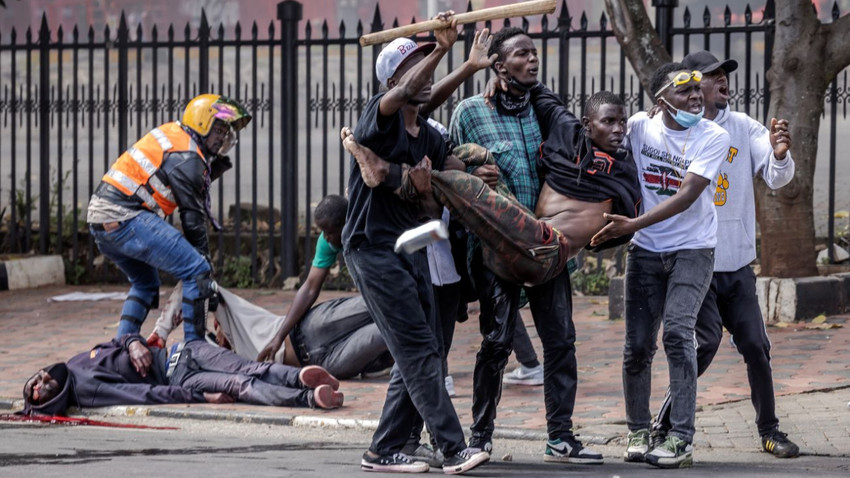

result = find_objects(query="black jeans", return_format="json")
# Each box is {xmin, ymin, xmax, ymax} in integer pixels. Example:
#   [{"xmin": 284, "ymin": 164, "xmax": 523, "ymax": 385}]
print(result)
[
  {"xmin": 345, "ymin": 245, "xmax": 466, "ymax": 457},
  {"xmin": 655, "ymin": 266, "xmax": 778, "ymax": 435},
  {"xmin": 434, "ymin": 282, "xmax": 460, "ymax": 376},
  {"xmin": 407, "ymin": 281, "xmax": 461, "ymax": 449},
  {"xmin": 469, "ymin": 247, "xmax": 577, "ymax": 442}
]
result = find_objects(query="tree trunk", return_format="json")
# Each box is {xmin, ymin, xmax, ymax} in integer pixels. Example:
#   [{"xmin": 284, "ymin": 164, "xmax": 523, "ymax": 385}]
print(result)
[
  {"xmin": 606, "ymin": 0, "xmax": 850, "ymax": 278},
  {"xmin": 603, "ymin": 0, "xmax": 670, "ymax": 91},
  {"xmin": 757, "ymin": 1, "xmax": 834, "ymax": 277}
]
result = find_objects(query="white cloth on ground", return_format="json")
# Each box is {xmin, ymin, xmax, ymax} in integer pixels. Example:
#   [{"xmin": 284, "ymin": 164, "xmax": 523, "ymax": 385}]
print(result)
[
  {"xmin": 49, "ymin": 291, "xmax": 129, "ymax": 302},
  {"xmin": 153, "ymin": 283, "xmax": 286, "ymax": 363}
]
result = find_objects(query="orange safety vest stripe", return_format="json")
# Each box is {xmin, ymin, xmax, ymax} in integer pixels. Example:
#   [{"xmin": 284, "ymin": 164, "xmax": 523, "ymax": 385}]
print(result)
[{"xmin": 101, "ymin": 122, "xmax": 204, "ymax": 217}]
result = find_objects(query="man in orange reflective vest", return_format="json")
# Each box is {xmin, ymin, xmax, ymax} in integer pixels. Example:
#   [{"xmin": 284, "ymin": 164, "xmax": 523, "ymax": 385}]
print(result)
[{"xmin": 87, "ymin": 94, "xmax": 251, "ymax": 342}]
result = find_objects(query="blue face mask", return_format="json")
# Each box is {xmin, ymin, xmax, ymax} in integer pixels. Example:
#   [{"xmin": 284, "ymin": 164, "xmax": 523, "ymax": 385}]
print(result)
[{"xmin": 661, "ymin": 98, "xmax": 704, "ymax": 128}]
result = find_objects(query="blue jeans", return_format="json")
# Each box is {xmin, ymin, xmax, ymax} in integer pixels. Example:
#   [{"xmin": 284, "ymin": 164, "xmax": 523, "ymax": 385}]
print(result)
[
  {"xmin": 90, "ymin": 211, "xmax": 210, "ymax": 341},
  {"xmin": 623, "ymin": 244, "xmax": 714, "ymax": 443},
  {"xmin": 345, "ymin": 245, "xmax": 466, "ymax": 457}
]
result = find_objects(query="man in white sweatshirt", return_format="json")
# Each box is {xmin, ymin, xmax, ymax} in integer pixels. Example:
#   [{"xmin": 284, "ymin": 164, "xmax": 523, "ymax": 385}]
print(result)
[{"xmin": 650, "ymin": 50, "xmax": 799, "ymax": 459}]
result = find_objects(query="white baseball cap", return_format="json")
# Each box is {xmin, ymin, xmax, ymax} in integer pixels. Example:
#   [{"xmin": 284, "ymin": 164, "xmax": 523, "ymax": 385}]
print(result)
[{"xmin": 375, "ymin": 38, "xmax": 436, "ymax": 88}]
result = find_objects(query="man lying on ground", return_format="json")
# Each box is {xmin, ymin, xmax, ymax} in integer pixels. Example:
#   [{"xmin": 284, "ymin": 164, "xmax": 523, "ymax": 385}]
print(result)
[
  {"xmin": 149, "ymin": 284, "xmax": 392, "ymax": 381},
  {"xmin": 340, "ymin": 87, "xmax": 641, "ymax": 287},
  {"xmin": 22, "ymin": 333, "xmax": 343, "ymax": 416}
]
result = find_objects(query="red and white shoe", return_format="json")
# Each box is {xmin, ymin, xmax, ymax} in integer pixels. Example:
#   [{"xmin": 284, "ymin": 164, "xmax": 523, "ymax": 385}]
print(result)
[
  {"xmin": 298, "ymin": 365, "xmax": 339, "ymax": 391},
  {"xmin": 313, "ymin": 384, "xmax": 344, "ymax": 409}
]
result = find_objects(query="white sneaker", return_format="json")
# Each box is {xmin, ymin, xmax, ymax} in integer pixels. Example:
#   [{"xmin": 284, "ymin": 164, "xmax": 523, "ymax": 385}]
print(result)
[
  {"xmin": 503, "ymin": 364, "xmax": 544, "ymax": 386},
  {"xmin": 445, "ymin": 375, "xmax": 456, "ymax": 397}
]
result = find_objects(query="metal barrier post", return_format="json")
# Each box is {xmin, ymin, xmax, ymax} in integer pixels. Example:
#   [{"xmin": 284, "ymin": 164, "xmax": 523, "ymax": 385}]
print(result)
[
  {"xmin": 652, "ymin": 0, "xmax": 678, "ymax": 52},
  {"xmin": 278, "ymin": 0, "xmax": 302, "ymax": 279},
  {"xmin": 38, "ymin": 15, "xmax": 50, "ymax": 254}
]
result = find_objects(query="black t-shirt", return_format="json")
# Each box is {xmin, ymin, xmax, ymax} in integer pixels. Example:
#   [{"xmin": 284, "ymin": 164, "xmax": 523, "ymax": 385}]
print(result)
[{"xmin": 342, "ymin": 92, "xmax": 447, "ymax": 249}]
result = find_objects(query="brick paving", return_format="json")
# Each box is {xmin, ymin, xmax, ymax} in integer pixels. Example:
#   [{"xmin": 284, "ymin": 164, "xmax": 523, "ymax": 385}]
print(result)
[{"xmin": 1, "ymin": 284, "xmax": 848, "ymax": 456}]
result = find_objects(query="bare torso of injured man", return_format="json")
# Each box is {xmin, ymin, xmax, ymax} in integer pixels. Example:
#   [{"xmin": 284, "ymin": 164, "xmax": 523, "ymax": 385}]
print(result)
[{"xmin": 342, "ymin": 85, "xmax": 641, "ymax": 287}]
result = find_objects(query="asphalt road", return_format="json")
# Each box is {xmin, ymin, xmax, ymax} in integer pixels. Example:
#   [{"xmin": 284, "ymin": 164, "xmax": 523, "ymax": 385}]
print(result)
[{"xmin": 2, "ymin": 415, "xmax": 849, "ymax": 478}]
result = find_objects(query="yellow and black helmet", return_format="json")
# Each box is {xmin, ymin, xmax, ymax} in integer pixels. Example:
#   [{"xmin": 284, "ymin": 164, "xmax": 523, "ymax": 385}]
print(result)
[{"xmin": 182, "ymin": 94, "xmax": 252, "ymax": 136}]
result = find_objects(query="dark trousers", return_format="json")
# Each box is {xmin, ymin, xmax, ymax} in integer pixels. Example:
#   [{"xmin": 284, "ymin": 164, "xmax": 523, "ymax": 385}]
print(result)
[
  {"xmin": 513, "ymin": 314, "xmax": 540, "ymax": 366},
  {"xmin": 345, "ymin": 245, "xmax": 466, "ymax": 457},
  {"xmin": 407, "ymin": 281, "xmax": 461, "ymax": 449},
  {"xmin": 434, "ymin": 282, "xmax": 460, "ymax": 375},
  {"xmin": 178, "ymin": 341, "xmax": 310, "ymax": 407},
  {"xmin": 469, "ymin": 247, "xmax": 576, "ymax": 442},
  {"xmin": 655, "ymin": 266, "xmax": 778, "ymax": 435}
]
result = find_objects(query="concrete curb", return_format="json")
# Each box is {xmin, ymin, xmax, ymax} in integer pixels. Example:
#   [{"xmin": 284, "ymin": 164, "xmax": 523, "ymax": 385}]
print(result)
[
  {"xmin": 0, "ymin": 255, "xmax": 64, "ymax": 290},
  {"xmin": 0, "ymin": 397, "xmax": 611, "ymax": 444}
]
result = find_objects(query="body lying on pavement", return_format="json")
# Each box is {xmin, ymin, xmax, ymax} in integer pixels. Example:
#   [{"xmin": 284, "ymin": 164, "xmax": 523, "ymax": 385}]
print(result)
[{"xmin": 22, "ymin": 333, "xmax": 343, "ymax": 416}]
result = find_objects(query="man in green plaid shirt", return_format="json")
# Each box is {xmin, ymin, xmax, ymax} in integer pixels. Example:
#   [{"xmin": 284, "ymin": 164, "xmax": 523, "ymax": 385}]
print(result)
[
  {"xmin": 448, "ymin": 26, "xmax": 603, "ymax": 464},
  {"xmin": 449, "ymin": 81, "xmax": 542, "ymax": 211}
]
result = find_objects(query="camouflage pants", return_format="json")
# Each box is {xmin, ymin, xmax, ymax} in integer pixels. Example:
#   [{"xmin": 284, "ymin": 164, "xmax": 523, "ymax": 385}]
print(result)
[{"xmin": 429, "ymin": 169, "xmax": 569, "ymax": 287}]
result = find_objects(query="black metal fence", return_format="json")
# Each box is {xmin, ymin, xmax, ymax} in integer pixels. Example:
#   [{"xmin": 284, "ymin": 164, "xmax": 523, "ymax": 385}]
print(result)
[{"xmin": 0, "ymin": 0, "xmax": 847, "ymax": 286}]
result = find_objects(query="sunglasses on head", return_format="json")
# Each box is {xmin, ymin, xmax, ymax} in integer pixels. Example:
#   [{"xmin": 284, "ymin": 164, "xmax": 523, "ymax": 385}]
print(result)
[{"xmin": 654, "ymin": 70, "xmax": 703, "ymax": 97}]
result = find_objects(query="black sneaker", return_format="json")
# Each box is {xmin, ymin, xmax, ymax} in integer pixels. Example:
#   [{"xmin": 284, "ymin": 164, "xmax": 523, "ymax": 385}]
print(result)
[
  {"xmin": 544, "ymin": 435, "xmax": 604, "ymax": 464},
  {"xmin": 467, "ymin": 435, "xmax": 493, "ymax": 454},
  {"xmin": 442, "ymin": 447, "xmax": 490, "ymax": 475},
  {"xmin": 360, "ymin": 452, "xmax": 429, "ymax": 473},
  {"xmin": 649, "ymin": 426, "xmax": 668, "ymax": 450},
  {"xmin": 761, "ymin": 430, "xmax": 800, "ymax": 458}
]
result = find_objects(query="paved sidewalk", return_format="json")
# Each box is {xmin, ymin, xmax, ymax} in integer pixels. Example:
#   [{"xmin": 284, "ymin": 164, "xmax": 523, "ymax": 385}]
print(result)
[{"xmin": 1, "ymin": 285, "xmax": 848, "ymax": 457}]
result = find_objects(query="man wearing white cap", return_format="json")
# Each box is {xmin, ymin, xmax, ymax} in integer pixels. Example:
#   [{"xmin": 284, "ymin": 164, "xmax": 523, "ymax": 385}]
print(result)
[{"xmin": 343, "ymin": 12, "xmax": 490, "ymax": 475}]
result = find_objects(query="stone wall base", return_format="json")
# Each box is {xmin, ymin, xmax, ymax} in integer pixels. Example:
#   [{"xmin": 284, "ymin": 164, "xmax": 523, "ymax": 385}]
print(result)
[{"xmin": 0, "ymin": 255, "xmax": 65, "ymax": 291}]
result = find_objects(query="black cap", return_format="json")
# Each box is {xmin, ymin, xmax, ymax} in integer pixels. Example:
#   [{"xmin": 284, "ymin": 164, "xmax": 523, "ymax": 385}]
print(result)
[{"xmin": 682, "ymin": 50, "xmax": 738, "ymax": 75}]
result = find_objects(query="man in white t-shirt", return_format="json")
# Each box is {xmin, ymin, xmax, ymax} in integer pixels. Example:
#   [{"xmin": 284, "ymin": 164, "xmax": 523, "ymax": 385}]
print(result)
[
  {"xmin": 648, "ymin": 51, "xmax": 799, "ymax": 459},
  {"xmin": 590, "ymin": 62, "xmax": 730, "ymax": 469}
]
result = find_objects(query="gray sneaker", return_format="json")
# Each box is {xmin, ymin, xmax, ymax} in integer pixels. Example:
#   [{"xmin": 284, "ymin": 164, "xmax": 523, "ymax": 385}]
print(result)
[
  {"xmin": 402, "ymin": 443, "xmax": 444, "ymax": 468},
  {"xmin": 645, "ymin": 435, "xmax": 693, "ymax": 469},
  {"xmin": 502, "ymin": 364, "xmax": 544, "ymax": 386},
  {"xmin": 623, "ymin": 429, "xmax": 649, "ymax": 462}
]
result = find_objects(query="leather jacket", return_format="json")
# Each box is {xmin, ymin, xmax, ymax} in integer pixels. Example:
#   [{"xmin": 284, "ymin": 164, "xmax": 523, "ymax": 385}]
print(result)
[{"xmin": 94, "ymin": 127, "xmax": 230, "ymax": 256}]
